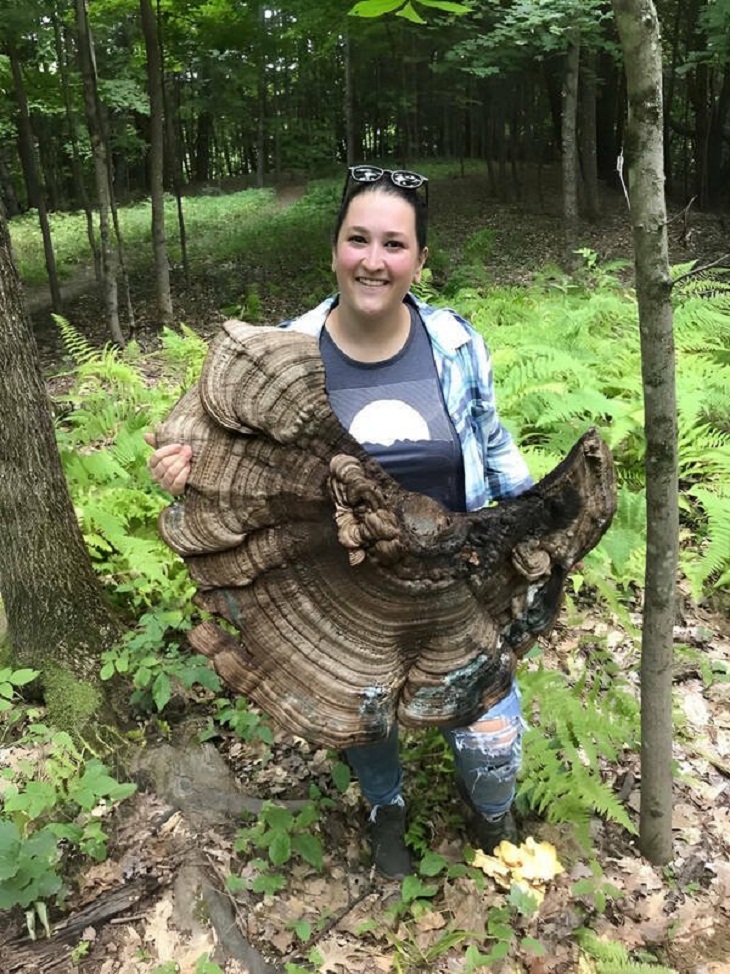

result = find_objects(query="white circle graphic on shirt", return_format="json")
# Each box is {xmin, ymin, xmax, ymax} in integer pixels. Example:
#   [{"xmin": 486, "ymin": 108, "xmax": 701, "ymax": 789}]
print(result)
[{"xmin": 349, "ymin": 400, "xmax": 430, "ymax": 446}]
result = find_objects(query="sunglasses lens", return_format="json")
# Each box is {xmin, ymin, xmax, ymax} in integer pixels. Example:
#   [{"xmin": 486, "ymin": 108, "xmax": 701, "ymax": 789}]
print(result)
[
  {"xmin": 391, "ymin": 170, "xmax": 425, "ymax": 189},
  {"xmin": 350, "ymin": 165, "xmax": 384, "ymax": 183}
]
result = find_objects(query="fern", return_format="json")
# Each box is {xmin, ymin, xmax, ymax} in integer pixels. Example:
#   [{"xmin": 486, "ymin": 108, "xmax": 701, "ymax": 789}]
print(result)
[
  {"xmin": 682, "ymin": 484, "xmax": 730, "ymax": 597},
  {"xmin": 517, "ymin": 663, "xmax": 639, "ymax": 845},
  {"xmin": 53, "ymin": 314, "xmax": 99, "ymax": 365},
  {"xmin": 576, "ymin": 929, "xmax": 678, "ymax": 974},
  {"xmin": 443, "ymin": 266, "xmax": 729, "ymax": 603}
]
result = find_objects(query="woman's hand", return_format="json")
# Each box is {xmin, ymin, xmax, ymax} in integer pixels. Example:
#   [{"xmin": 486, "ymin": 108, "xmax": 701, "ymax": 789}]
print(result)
[{"xmin": 144, "ymin": 433, "xmax": 193, "ymax": 494}]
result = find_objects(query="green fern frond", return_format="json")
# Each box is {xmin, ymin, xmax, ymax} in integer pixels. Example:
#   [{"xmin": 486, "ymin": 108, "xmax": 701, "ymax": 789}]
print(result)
[
  {"xmin": 587, "ymin": 487, "xmax": 646, "ymax": 587},
  {"xmin": 677, "ymin": 425, "xmax": 730, "ymax": 486},
  {"xmin": 576, "ymin": 929, "xmax": 679, "ymax": 974},
  {"xmin": 518, "ymin": 664, "xmax": 638, "ymax": 842},
  {"xmin": 52, "ymin": 314, "xmax": 99, "ymax": 365},
  {"xmin": 682, "ymin": 484, "xmax": 730, "ymax": 596}
]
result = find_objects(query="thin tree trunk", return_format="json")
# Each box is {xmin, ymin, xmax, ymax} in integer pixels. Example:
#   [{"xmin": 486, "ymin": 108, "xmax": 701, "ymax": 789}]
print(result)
[
  {"xmin": 562, "ymin": 30, "xmax": 581, "ymax": 262},
  {"xmin": 163, "ymin": 67, "xmax": 189, "ymax": 283},
  {"xmin": 75, "ymin": 0, "xmax": 123, "ymax": 345},
  {"xmin": 256, "ymin": 1, "xmax": 266, "ymax": 188},
  {"xmin": 55, "ymin": 12, "xmax": 100, "ymax": 282},
  {"xmin": 612, "ymin": 0, "xmax": 677, "ymax": 866},
  {"xmin": 580, "ymin": 48, "xmax": 600, "ymax": 221},
  {"xmin": 7, "ymin": 45, "xmax": 63, "ymax": 313},
  {"xmin": 0, "ymin": 208, "xmax": 123, "ymax": 737},
  {"xmin": 140, "ymin": 0, "xmax": 173, "ymax": 325},
  {"xmin": 344, "ymin": 31, "xmax": 355, "ymax": 167}
]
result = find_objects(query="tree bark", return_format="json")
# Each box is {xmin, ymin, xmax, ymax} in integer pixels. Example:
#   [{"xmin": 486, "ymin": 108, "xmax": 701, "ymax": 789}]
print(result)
[
  {"xmin": 0, "ymin": 209, "xmax": 124, "ymax": 737},
  {"xmin": 75, "ymin": 0, "xmax": 124, "ymax": 345},
  {"xmin": 0, "ymin": 150, "xmax": 21, "ymax": 217},
  {"xmin": 580, "ymin": 48, "xmax": 600, "ymax": 221},
  {"xmin": 562, "ymin": 29, "xmax": 581, "ymax": 262},
  {"xmin": 612, "ymin": 0, "xmax": 677, "ymax": 866},
  {"xmin": 55, "ymin": 10, "xmax": 101, "ymax": 282},
  {"xmin": 140, "ymin": 0, "xmax": 173, "ymax": 325},
  {"xmin": 7, "ymin": 44, "xmax": 63, "ymax": 313},
  {"xmin": 344, "ymin": 31, "xmax": 355, "ymax": 167}
]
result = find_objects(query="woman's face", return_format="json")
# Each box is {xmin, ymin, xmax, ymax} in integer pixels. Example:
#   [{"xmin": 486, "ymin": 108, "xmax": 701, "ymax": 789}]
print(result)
[{"xmin": 332, "ymin": 189, "xmax": 427, "ymax": 325}]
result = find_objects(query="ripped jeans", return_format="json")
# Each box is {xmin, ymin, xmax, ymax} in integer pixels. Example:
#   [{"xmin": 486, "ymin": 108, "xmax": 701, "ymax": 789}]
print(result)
[{"xmin": 345, "ymin": 680, "xmax": 523, "ymax": 820}]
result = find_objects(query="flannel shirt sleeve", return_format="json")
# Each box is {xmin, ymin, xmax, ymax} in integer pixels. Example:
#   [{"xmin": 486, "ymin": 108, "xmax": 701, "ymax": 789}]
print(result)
[{"xmin": 467, "ymin": 331, "xmax": 533, "ymax": 502}]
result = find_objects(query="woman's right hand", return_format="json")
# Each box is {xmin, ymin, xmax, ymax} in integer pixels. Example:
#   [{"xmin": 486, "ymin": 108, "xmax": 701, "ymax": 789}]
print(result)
[{"xmin": 144, "ymin": 433, "xmax": 193, "ymax": 495}]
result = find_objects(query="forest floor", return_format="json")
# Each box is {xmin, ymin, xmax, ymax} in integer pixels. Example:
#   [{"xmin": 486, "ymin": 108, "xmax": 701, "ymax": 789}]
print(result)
[{"xmin": 3, "ymin": 173, "xmax": 730, "ymax": 974}]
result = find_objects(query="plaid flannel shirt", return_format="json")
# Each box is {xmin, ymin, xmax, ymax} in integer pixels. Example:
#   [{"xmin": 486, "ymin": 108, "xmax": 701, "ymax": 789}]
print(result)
[{"xmin": 280, "ymin": 292, "xmax": 533, "ymax": 511}]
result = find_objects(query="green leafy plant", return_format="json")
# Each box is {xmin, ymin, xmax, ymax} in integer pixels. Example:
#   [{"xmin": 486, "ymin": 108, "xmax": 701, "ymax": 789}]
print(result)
[
  {"xmin": 576, "ymin": 928, "xmax": 678, "ymax": 973},
  {"xmin": 571, "ymin": 860, "xmax": 623, "ymax": 915},
  {"xmin": 0, "ymin": 821, "xmax": 63, "ymax": 914},
  {"xmin": 0, "ymin": 725, "xmax": 136, "ymax": 920},
  {"xmin": 198, "ymin": 695, "xmax": 273, "ymax": 748},
  {"xmin": 0, "ymin": 667, "xmax": 38, "ymax": 716},
  {"xmin": 100, "ymin": 611, "xmax": 221, "ymax": 714},
  {"xmin": 230, "ymin": 800, "xmax": 325, "ymax": 895},
  {"xmin": 53, "ymin": 318, "xmax": 205, "ymax": 617},
  {"xmin": 517, "ymin": 656, "xmax": 639, "ymax": 846}
]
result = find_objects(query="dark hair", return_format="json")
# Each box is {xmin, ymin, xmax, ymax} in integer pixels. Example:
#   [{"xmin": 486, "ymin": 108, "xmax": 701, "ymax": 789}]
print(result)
[{"xmin": 332, "ymin": 178, "xmax": 429, "ymax": 251}]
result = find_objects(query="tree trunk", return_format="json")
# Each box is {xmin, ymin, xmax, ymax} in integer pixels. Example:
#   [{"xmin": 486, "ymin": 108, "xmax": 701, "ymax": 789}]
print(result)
[
  {"xmin": 140, "ymin": 0, "xmax": 173, "ymax": 325},
  {"xmin": 56, "ymin": 12, "xmax": 101, "ymax": 282},
  {"xmin": 344, "ymin": 31, "xmax": 355, "ymax": 167},
  {"xmin": 580, "ymin": 48, "xmax": 600, "ymax": 221},
  {"xmin": 612, "ymin": 0, "xmax": 677, "ymax": 866},
  {"xmin": 562, "ymin": 30, "xmax": 581, "ymax": 262},
  {"xmin": 0, "ymin": 150, "xmax": 21, "ymax": 217},
  {"xmin": 163, "ymin": 66, "xmax": 189, "ymax": 284},
  {"xmin": 75, "ymin": 0, "xmax": 124, "ymax": 345},
  {"xmin": 7, "ymin": 45, "xmax": 63, "ymax": 313},
  {"xmin": 0, "ymin": 209, "xmax": 124, "ymax": 737}
]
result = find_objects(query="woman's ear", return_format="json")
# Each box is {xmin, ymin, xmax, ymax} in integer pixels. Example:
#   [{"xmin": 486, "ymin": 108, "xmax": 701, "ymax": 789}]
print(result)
[
  {"xmin": 413, "ymin": 246, "xmax": 429, "ymax": 283},
  {"xmin": 331, "ymin": 247, "xmax": 338, "ymax": 274}
]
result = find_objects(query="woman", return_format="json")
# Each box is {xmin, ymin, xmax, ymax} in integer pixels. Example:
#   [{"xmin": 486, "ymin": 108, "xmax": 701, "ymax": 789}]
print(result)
[{"xmin": 147, "ymin": 166, "xmax": 533, "ymax": 879}]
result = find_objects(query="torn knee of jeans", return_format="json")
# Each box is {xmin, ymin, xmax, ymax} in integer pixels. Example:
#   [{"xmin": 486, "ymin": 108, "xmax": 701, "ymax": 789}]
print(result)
[{"xmin": 466, "ymin": 715, "xmax": 520, "ymax": 748}]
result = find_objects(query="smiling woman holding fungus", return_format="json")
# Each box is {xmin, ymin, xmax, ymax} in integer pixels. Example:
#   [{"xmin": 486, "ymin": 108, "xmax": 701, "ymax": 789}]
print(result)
[{"xmin": 146, "ymin": 165, "xmax": 533, "ymax": 880}]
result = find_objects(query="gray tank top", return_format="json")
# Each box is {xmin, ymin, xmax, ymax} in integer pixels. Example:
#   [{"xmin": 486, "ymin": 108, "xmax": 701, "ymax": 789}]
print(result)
[{"xmin": 320, "ymin": 304, "xmax": 466, "ymax": 512}]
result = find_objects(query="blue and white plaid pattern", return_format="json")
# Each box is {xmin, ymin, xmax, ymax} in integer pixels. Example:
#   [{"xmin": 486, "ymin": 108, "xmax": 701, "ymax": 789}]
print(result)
[{"xmin": 280, "ymin": 293, "xmax": 533, "ymax": 510}]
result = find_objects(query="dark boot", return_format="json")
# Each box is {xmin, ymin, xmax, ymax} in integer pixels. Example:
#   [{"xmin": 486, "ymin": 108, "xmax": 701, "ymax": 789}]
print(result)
[
  {"xmin": 467, "ymin": 807, "xmax": 518, "ymax": 854},
  {"xmin": 457, "ymin": 779, "xmax": 518, "ymax": 853},
  {"xmin": 368, "ymin": 803, "xmax": 413, "ymax": 879}
]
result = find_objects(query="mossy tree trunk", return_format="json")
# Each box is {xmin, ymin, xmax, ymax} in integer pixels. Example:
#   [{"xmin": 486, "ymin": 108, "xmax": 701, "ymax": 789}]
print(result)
[
  {"xmin": 0, "ymin": 209, "xmax": 125, "ymax": 737},
  {"xmin": 612, "ymin": 0, "xmax": 678, "ymax": 866}
]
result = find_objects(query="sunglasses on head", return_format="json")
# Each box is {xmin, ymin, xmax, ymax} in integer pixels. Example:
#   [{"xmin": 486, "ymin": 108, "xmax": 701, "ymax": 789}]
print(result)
[{"xmin": 343, "ymin": 165, "xmax": 429, "ymax": 203}]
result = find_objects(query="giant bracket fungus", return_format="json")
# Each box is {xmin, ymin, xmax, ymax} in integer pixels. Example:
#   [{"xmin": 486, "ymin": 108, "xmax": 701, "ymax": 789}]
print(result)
[{"xmin": 154, "ymin": 321, "xmax": 617, "ymax": 748}]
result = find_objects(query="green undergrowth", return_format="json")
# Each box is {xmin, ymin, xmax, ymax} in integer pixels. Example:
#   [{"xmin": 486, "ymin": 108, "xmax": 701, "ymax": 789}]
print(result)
[
  {"xmin": 10, "ymin": 188, "xmax": 280, "ymax": 286},
  {"xmin": 443, "ymin": 256, "xmax": 730, "ymax": 601}
]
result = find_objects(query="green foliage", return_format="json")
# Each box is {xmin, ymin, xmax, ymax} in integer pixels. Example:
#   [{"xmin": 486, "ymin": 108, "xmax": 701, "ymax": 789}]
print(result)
[
  {"xmin": 571, "ymin": 860, "xmax": 623, "ymax": 915},
  {"xmin": 231, "ymin": 800, "xmax": 325, "ymax": 894},
  {"xmin": 0, "ymin": 723, "xmax": 136, "ymax": 913},
  {"xmin": 0, "ymin": 667, "xmax": 38, "ymax": 716},
  {"xmin": 0, "ymin": 821, "xmax": 63, "ymax": 911},
  {"xmin": 199, "ymin": 695, "xmax": 273, "ymax": 748},
  {"xmin": 100, "ymin": 612, "xmax": 221, "ymax": 714},
  {"xmin": 576, "ymin": 928, "xmax": 678, "ymax": 973},
  {"xmin": 54, "ymin": 318, "xmax": 205, "ymax": 615},
  {"xmin": 10, "ymin": 190, "xmax": 280, "ymax": 287},
  {"xmin": 194, "ymin": 955, "xmax": 225, "ymax": 974},
  {"xmin": 446, "ymin": 259, "xmax": 730, "ymax": 602},
  {"xmin": 517, "ymin": 654, "xmax": 639, "ymax": 845}
]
